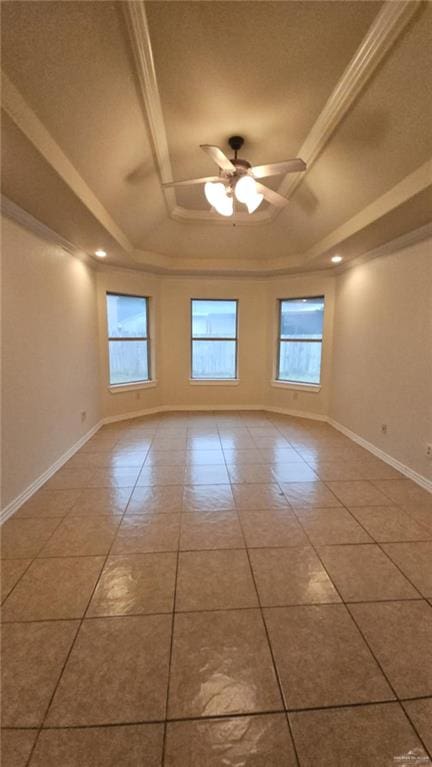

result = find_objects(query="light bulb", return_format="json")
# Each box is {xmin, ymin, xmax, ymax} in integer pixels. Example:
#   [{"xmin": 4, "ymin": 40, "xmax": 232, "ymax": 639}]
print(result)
[
  {"xmin": 245, "ymin": 193, "xmax": 263, "ymax": 214},
  {"xmin": 214, "ymin": 195, "xmax": 233, "ymax": 217},
  {"xmin": 235, "ymin": 175, "xmax": 257, "ymax": 204},
  {"xmin": 204, "ymin": 181, "xmax": 233, "ymax": 216},
  {"xmin": 204, "ymin": 181, "xmax": 226, "ymax": 208},
  {"xmin": 331, "ymin": 255, "xmax": 343, "ymax": 263}
]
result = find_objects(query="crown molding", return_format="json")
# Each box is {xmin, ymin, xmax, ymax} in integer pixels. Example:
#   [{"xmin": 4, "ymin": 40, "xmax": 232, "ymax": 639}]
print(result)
[
  {"xmin": 123, "ymin": 1, "xmax": 262, "ymax": 226},
  {"xmin": 275, "ymin": 0, "xmax": 422, "ymax": 207},
  {"xmin": 1, "ymin": 71, "xmax": 132, "ymax": 252},
  {"xmin": 336, "ymin": 221, "xmax": 432, "ymax": 273},
  {"xmin": 122, "ymin": 1, "xmax": 176, "ymax": 215},
  {"xmin": 1, "ymin": 195, "xmax": 92, "ymax": 262},
  {"xmin": 5, "ymin": 192, "xmax": 429, "ymax": 281},
  {"xmin": 124, "ymin": 0, "xmax": 420, "ymax": 227},
  {"xmin": 301, "ymin": 158, "xmax": 432, "ymax": 265}
]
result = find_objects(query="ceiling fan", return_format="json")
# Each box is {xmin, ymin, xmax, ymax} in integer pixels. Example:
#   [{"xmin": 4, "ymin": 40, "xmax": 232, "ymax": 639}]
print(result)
[{"xmin": 162, "ymin": 136, "xmax": 306, "ymax": 217}]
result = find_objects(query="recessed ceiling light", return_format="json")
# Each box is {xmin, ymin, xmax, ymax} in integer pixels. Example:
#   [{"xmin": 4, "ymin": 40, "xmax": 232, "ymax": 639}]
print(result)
[
  {"xmin": 95, "ymin": 249, "xmax": 107, "ymax": 258},
  {"xmin": 331, "ymin": 255, "xmax": 342, "ymax": 263}
]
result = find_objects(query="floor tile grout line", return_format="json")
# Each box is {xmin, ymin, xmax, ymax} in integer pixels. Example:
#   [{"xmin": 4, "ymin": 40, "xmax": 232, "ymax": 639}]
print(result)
[
  {"xmin": 4, "ymin": 412, "xmax": 430, "ymax": 763},
  {"xmin": 160, "ymin": 515, "xmax": 181, "ymax": 762},
  {"xmin": 320, "ymin": 494, "xmax": 428, "ymax": 600},
  {"xmin": 343, "ymin": 598, "xmax": 432, "ymax": 760},
  {"xmin": 227, "ymin": 438, "xmax": 302, "ymax": 767},
  {"xmin": 1, "ymin": 514, "xmax": 68, "ymax": 609},
  {"xmin": 23, "ymin": 442, "xmax": 150, "ymax": 767},
  {"xmin": 275, "ymin": 499, "xmax": 425, "ymax": 730},
  {"xmin": 399, "ymin": 702, "xmax": 432, "ymax": 760},
  {"xmin": 4, "ymin": 534, "xmax": 432, "ymax": 559},
  {"xmin": 1, "ymin": 556, "xmax": 37, "ymax": 608},
  {"xmin": 279, "ymin": 467, "xmax": 431, "ymax": 598},
  {"xmin": 3, "ymin": 595, "xmax": 431, "ymax": 627},
  {"xmin": 5, "ymin": 695, "xmax": 432, "ymax": 732},
  {"xmin": 243, "ymin": 580, "xmax": 302, "ymax": 765}
]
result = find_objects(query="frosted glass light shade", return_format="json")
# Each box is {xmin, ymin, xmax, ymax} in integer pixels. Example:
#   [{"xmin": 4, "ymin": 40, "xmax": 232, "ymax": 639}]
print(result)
[
  {"xmin": 235, "ymin": 175, "xmax": 257, "ymax": 203},
  {"xmin": 245, "ymin": 193, "xmax": 263, "ymax": 213},
  {"xmin": 204, "ymin": 181, "xmax": 226, "ymax": 207},
  {"xmin": 214, "ymin": 195, "xmax": 233, "ymax": 216},
  {"xmin": 235, "ymin": 175, "xmax": 263, "ymax": 213}
]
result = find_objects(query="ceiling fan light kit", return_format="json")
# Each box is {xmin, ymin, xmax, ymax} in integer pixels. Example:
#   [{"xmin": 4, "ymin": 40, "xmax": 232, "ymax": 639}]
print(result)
[{"xmin": 163, "ymin": 136, "xmax": 307, "ymax": 218}]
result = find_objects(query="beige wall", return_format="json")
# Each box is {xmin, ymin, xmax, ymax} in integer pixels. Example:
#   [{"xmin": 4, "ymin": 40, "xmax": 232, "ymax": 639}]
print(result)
[
  {"xmin": 330, "ymin": 238, "xmax": 432, "ymax": 480},
  {"xmin": 97, "ymin": 271, "xmax": 334, "ymax": 416},
  {"xmin": 265, "ymin": 273, "xmax": 335, "ymax": 418},
  {"xmin": 1, "ymin": 216, "xmax": 101, "ymax": 508},
  {"xmin": 97, "ymin": 268, "xmax": 162, "ymax": 419},
  {"xmin": 159, "ymin": 277, "xmax": 267, "ymax": 409},
  {"xmin": 4, "ymin": 215, "xmax": 430, "ymax": 512}
]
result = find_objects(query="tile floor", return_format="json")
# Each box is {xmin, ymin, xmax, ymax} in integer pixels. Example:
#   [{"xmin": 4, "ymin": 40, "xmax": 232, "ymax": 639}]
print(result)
[{"xmin": 1, "ymin": 410, "xmax": 432, "ymax": 766}]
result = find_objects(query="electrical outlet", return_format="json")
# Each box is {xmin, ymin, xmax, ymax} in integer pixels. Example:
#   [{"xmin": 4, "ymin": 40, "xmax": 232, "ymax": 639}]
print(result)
[
  {"xmin": 81, "ymin": 410, "xmax": 87, "ymax": 423},
  {"xmin": 381, "ymin": 424, "xmax": 387, "ymax": 435},
  {"xmin": 426, "ymin": 444, "xmax": 432, "ymax": 458}
]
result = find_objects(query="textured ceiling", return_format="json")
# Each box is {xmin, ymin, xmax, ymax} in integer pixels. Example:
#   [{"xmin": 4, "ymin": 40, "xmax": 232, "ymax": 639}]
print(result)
[
  {"xmin": 1, "ymin": 0, "xmax": 431, "ymax": 274},
  {"xmin": 146, "ymin": 1, "xmax": 380, "ymax": 209}
]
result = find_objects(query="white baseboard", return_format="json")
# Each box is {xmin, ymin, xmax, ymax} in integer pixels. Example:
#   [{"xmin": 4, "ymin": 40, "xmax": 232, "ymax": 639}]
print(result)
[
  {"xmin": 1, "ymin": 420, "xmax": 104, "ymax": 525},
  {"xmin": 103, "ymin": 406, "xmax": 163, "ymax": 424},
  {"xmin": 329, "ymin": 418, "xmax": 432, "ymax": 494},
  {"xmin": 103, "ymin": 403, "xmax": 265, "ymax": 424},
  {"xmin": 267, "ymin": 406, "xmax": 328, "ymax": 423},
  {"xmin": 106, "ymin": 407, "xmax": 430, "ymax": 491},
  {"xmin": 103, "ymin": 403, "xmax": 327, "ymax": 426},
  {"xmin": 5, "ymin": 410, "xmax": 428, "ymax": 526}
]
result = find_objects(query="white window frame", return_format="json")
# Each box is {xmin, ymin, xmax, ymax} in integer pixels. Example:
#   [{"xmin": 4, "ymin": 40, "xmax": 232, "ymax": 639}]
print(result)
[
  {"xmin": 190, "ymin": 298, "xmax": 239, "ymax": 382},
  {"xmin": 106, "ymin": 292, "xmax": 152, "ymax": 390},
  {"xmin": 275, "ymin": 295, "xmax": 324, "ymax": 389}
]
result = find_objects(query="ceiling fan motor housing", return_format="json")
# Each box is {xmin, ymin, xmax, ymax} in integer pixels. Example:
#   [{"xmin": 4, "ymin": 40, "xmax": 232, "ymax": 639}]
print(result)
[
  {"xmin": 228, "ymin": 135, "xmax": 244, "ymax": 152},
  {"xmin": 223, "ymin": 158, "xmax": 251, "ymax": 185}
]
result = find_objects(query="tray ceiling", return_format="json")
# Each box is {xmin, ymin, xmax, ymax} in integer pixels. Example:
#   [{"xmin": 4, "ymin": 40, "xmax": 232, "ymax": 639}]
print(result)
[{"xmin": 1, "ymin": 0, "xmax": 431, "ymax": 275}]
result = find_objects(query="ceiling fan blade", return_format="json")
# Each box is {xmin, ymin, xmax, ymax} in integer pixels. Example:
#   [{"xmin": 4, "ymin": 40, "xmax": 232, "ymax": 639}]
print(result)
[
  {"xmin": 254, "ymin": 181, "xmax": 288, "ymax": 207},
  {"xmin": 251, "ymin": 159, "xmax": 306, "ymax": 178},
  {"xmin": 200, "ymin": 145, "xmax": 236, "ymax": 172},
  {"xmin": 162, "ymin": 175, "xmax": 221, "ymax": 188}
]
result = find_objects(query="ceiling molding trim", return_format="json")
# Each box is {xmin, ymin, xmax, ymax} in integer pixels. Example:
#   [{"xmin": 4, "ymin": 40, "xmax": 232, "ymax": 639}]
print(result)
[
  {"xmin": 124, "ymin": 3, "xmax": 266, "ymax": 226},
  {"xmin": 275, "ymin": 0, "xmax": 422, "ymax": 207},
  {"xmin": 124, "ymin": 0, "xmax": 420, "ymax": 228},
  {"xmin": 336, "ymin": 221, "xmax": 432, "ymax": 273},
  {"xmin": 129, "ymin": 159, "xmax": 431, "ymax": 275},
  {"xmin": 100, "ymin": 223, "xmax": 432, "ymax": 279},
  {"xmin": 123, "ymin": 0, "xmax": 272, "ymax": 225},
  {"xmin": 1, "ymin": 71, "xmax": 132, "ymax": 252},
  {"xmin": 170, "ymin": 204, "xmax": 269, "ymax": 226},
  {"xmin": 1, "ymin": 195, "xmax": 92, "ymax": 261},
  {"xmin": 302, "ymin": 158, "xmax": 432, "ymax": 264},
  {"xmin": 123, "ymin": 1, "xmax": 176, "ymax": 213}
]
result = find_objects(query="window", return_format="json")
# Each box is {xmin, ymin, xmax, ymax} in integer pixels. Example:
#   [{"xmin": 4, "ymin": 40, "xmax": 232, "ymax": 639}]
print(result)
[
  {"xmin": 191, "ymin": 299, "xmax": 238, "ymax": 379},
  {"xmin": 277, "ymin": 296, "xmax": 324, "ymax": 385},
  {"xmin": 106, "ymin": 293, "xmax": 150, "ymax": 385}
]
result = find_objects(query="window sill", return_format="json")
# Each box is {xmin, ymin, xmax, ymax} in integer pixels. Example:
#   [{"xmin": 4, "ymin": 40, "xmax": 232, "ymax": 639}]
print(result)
[
  {"xmin": 189, "ymin": 378, "xmax": 240, "ymax": 386},
  {"xmin": 271, "ymin": 380, "xmax": 321, "ymax": 393},
  {"xmin": 109, "ymin": 380, "xmax": 158, "ymax": 394}
]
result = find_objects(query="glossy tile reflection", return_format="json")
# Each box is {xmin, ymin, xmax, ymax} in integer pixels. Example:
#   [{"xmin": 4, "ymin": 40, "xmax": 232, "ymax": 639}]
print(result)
[
  {"xmin": 168, "ymin": 610, "xmax": 282, "ymax": 718},
  {"xmin": 88, "ymin": 553, "xmax": 177, "ymax": 616},
  {"xmin": 1, "ymin": 410, "xmax": 430, "ymax": 766},
  {"xmin": 165, "ymin": 714, "xmax": 297, "ymax": 766},
  {"xmin": 250, "ymin": 547, "xmax": 340, "ymax": 606}
]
